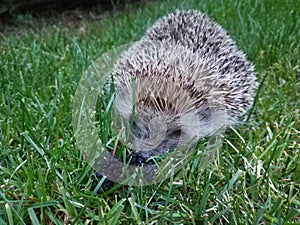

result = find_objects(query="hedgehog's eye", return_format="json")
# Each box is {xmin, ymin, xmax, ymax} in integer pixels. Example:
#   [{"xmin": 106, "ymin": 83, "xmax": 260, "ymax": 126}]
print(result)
[
  {"xmin": 169, "ymin": 129, "xmax": 181, "ymax": 139},
  {"xmin": 153, "ymin": 129, "xmax": 181, "ymax": 153}
]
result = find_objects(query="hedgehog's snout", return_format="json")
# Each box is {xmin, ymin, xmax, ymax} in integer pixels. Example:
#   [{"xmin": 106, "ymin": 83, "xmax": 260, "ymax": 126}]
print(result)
[
  {"xmin": 129, "ymin": 112, "xmax": 167, "ymax": 150},
  {"xmin": 129, "ymin": 110, "xmax": 183, "ymax": 154},
  {"xmin": 131, "ymin": 120, "xmax": 150, "ymax": 139}
]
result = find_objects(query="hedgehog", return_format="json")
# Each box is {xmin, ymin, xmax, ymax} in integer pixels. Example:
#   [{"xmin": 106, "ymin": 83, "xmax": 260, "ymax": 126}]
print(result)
[{"xmin": 92, "ymin": 10, "xmax": 257, "ymax": 193}]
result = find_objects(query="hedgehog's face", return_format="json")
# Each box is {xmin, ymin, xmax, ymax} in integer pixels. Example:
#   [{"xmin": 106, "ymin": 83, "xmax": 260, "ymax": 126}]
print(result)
[
  {"xmin": 114, "ymin": 74, "xmax": 208, "ymax": 155},
  {"xmin": 115, "ymin": 89, "xmax": 203, "ymax": 155},
  {"xmin": 128, "ymin": 106, "xmax": 182, "ymax": 155}
]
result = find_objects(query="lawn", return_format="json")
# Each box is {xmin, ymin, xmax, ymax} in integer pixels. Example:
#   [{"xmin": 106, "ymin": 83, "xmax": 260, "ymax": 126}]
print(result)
[{"xmin": 0, "ymin": 0, "xmax": 299, "ymax": 224}]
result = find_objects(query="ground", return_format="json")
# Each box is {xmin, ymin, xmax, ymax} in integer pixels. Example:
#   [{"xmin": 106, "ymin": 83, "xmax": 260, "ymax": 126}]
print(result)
[{"xmin": 0, "ymin": 0, "xmax": 299, "ymax": 224}]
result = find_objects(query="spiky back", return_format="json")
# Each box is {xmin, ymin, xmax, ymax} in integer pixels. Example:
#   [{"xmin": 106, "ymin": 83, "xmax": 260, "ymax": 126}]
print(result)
[{"xmin": 142, "ymin": 10, "xmax": 257, "ymax": 118}]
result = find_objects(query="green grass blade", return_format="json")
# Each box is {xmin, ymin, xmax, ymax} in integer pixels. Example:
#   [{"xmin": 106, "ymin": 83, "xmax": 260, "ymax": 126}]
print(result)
[{"xmin": 28, "ymin": 208, "xmax": 40, "ymax": 225}]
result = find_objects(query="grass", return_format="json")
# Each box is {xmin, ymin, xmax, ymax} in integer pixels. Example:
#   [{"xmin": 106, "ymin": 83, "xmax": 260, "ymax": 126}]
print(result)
[{"xmin": 0, "ymin": 0, "xmax": 299, "ymax": 224}]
